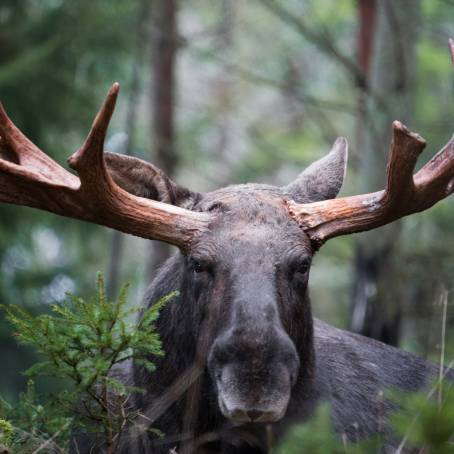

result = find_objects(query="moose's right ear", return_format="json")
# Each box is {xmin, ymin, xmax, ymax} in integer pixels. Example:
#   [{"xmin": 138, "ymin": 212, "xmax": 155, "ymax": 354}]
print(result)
[{"xmin": 104, "ymin": 152, "xmax": 200, "ymax": 209}]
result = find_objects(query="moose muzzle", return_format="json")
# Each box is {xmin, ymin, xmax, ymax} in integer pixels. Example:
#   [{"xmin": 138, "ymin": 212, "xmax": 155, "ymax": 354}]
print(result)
[{"xmin": 208, "ymin": 322, "xmax": 300, "ymax": 424}]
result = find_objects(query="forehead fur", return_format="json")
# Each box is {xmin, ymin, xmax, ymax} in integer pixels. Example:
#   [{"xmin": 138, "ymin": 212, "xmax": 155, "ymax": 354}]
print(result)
[
  {"xmin": 191, "ymin": 183, "xmax": 312, "ymax": 257},
  {"xmin": 197, "ymin": 183, "xmax": 285, "ymax": 215}
]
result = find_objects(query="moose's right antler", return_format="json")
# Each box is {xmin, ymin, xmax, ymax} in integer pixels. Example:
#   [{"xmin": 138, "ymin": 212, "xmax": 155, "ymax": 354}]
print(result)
[
  {"xmin": 288, "ymin": 122, "xmax": 454, "ymax": 247},
  {"xmin": 0, "ymin": 84, "xmax": 211, "ymax": 252},
  {"xmin": 287, "ymin": 40, "xmax": 454, "ymax": 249}
]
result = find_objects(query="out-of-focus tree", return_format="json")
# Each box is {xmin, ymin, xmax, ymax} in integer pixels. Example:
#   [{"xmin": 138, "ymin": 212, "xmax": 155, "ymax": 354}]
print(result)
[
  {"xmin": 148, "ymin": 0, "xmax": 179, "ymax": 277},
  {"xmin": 350, "ymin": 0, "xmax": 421, "ymax": 345},
  {"xmin": 211, "ymin": 0, "xmax": 237, "ymax": 185},
  {"xmin": 0, "ymin": 0, "xmax": 143, "ymax": 399},
  {"xmin": 107, "ymin": 0, "xmax": 152, "ymax": 298}
]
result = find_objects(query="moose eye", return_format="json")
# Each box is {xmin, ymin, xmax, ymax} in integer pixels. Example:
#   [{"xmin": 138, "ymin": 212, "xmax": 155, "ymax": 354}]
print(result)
[
  {"xmin": 193, "ymin": 261, "xmax": 205, "ymax": 273},
  {"xmin": 191, "ymin": 258, "xmax": 211, "ymax": 274},
  {"xmin": 290, "ymin": 259, "xmax": 311, "ymax": 278}
]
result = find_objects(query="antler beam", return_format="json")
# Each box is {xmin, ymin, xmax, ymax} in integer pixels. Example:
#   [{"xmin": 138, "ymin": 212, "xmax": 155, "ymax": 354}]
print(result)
[{"xmin": 0, "ymin": 84, "xmax": 211, "ymax": 252}]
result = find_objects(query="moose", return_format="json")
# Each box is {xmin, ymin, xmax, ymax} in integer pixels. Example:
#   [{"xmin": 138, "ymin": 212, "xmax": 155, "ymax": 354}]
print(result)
[{"xmin": 1, "ymin": 45, "xmax": 454, "ymax": 454}]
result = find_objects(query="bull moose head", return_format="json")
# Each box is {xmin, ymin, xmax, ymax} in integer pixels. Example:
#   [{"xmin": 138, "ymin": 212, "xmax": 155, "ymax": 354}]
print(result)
[{"xmin": 0, "ymin": 44, "xmax": 453, "ymax": 429}]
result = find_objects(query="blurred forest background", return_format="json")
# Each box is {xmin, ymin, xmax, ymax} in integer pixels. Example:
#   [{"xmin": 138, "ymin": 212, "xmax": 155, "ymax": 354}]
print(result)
[{"xmin": 0, "ymin": 0, "xmax": 453, "ymax": 403}]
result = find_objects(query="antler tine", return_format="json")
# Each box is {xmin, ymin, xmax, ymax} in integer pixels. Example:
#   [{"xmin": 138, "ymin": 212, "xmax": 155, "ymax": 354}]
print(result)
[
  {"xmin": 287, "ymin": 41, "xmax": 454, "ymax": 249},
  {"xmin": 0, "ymin": 103, "xmax": 73, "ymax": 185},
  {"xmin": 384, "ymin": 121, "xmax": 425, "ymax": 202},
  {"xmin": 68, "ymin": 83, "xmax": 119, "ymax": 180}
]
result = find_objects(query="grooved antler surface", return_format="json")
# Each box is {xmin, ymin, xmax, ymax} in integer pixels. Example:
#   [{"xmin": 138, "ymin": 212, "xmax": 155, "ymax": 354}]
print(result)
[{"xmin": 0, "ymin": 84, "xmax": 211, "ymax": 252}]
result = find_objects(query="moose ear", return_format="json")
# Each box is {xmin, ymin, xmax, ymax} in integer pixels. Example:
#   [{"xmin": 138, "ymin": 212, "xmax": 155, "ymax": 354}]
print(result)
[
  {"xmin": 104, "ymin": 152, "xmax": 200, "ymax": 209},
  {"xmin": 284, "ymin": 137, "xmax": 348, "ymax": 203}
]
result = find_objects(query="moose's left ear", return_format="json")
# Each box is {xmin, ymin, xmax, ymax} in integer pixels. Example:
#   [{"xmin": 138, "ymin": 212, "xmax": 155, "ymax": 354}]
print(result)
[
  {"xmin": 104, "ymin": 152, "xmax": 200, "ymax": 209},
  {"xmin": 283, "ymin": 137, "xmax": 348, "ymax": 203}
]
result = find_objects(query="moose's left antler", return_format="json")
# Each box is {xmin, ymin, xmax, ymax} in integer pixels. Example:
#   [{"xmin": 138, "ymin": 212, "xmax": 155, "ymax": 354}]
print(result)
[{"xmin": 288, "ymin": 41, "xmax": 454, "ymax": 248}]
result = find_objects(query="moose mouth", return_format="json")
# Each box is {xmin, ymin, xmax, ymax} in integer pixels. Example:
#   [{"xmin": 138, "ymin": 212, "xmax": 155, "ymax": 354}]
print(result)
[
  {"xmin": 215, "ymin": 365, "xmax": 292, "ymax": 424},
  {"xmin": 218, "ymin": 394, "xmax": 289, "ymax": 424}
]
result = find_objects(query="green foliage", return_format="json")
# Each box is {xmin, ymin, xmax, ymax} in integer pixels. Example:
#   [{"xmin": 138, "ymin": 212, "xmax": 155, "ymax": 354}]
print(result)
[
  {"xmin": 277, "ymin": 404, "xmax": 343, "ymax": 454},
  {"xmin": 1, "ymin": 274, "xmax": 176, "ymax": 452},
  {"xmin": 390, "ymin": 382, "xmax": 454, "ymax": 452},
  {"xmin": 277, "ymin": 404, "xmax": 381, "ymax": 454},
  {"xmin": 0, "ymin": 379, "xmax": 72, "ymax": 453},
  {"xmin": 0, "ymin": 419, "xmax": 13, "ymax": 446}
]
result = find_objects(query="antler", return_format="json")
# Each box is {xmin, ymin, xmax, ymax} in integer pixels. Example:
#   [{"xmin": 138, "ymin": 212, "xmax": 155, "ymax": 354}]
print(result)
[
  {"xmin": 287, "ymin": 41, "xmax": 454, "ymax": 249},
  {"xmin": 0, "ymin": 84, "xmax": 210, "ymax": 252}
]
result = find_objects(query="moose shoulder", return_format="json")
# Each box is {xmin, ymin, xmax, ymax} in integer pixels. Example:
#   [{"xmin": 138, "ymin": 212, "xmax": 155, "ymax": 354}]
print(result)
[{"xmin": 1, "ymin": 45, "xmax": 454, "ymax": 454}]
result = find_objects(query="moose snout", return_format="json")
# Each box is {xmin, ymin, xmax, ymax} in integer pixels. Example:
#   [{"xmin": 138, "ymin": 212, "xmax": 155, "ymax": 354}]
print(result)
[{"xmin": 208, "ymin": 327, "xmax": 300, "ymax": 424}]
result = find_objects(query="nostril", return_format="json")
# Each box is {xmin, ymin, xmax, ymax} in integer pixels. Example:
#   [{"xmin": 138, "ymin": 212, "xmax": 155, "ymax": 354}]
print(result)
[{"xmin": 247, "ymin": 410, "xmax": 264, "ymax": 421}]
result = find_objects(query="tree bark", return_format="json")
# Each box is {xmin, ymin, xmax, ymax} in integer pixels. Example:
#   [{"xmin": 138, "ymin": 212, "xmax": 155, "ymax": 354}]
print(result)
[
  {"xmin": 350, "ymin": 0, "xmax": 421, "ymax": 345},
  {"xmin": 148, "ymin": 0, "xmax": 179, "ymax": 278},
  {"xmin": 107, "ymin": 0, "xmax": 151, "ymax": 297},
  {"xmin": 212, "ymin": 0, "xmax": 238, "ymax": 186}
]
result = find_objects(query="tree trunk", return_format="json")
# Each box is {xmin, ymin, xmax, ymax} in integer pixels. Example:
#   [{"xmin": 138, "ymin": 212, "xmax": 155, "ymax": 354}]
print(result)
[
  {"xmin": 215, "ymin": 0, "xmax": 235, "ymax": 182},
  {"xmin": 350, "ymin": 0, "xmax": 421, "ymax": 345},
  {"xmin": 107, "ymin": 0, "xmax": 150, "ymax": 298},
  {"xmin": 147, "ymin": 0, "xmax": 179, "ymax": 279}
]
